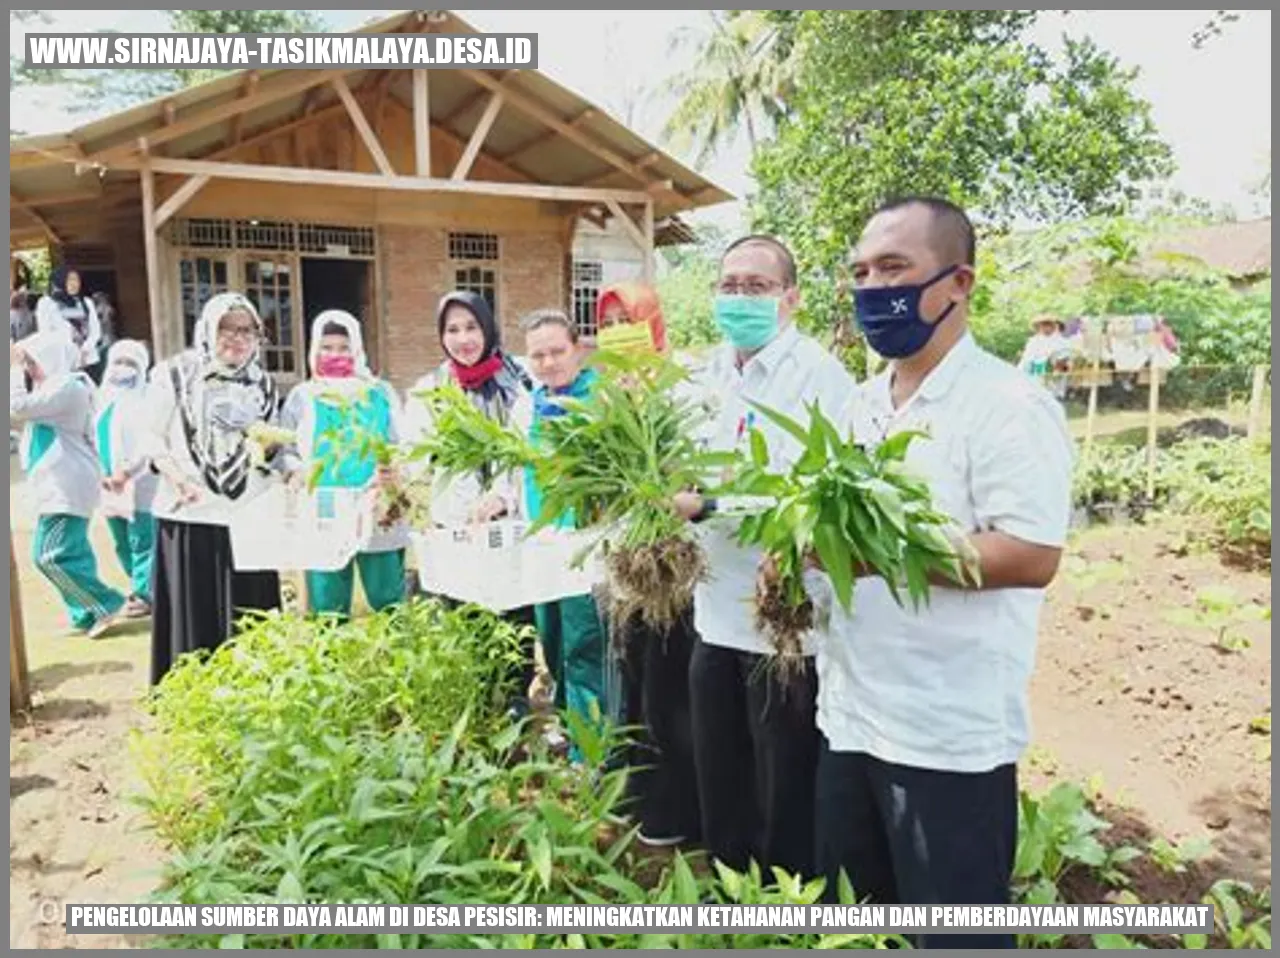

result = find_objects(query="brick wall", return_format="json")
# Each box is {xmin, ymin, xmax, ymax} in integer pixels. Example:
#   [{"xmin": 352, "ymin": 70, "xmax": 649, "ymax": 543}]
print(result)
[{"xmin": 380, "ymin": 225, "xmax": 566, "ymax": 391}]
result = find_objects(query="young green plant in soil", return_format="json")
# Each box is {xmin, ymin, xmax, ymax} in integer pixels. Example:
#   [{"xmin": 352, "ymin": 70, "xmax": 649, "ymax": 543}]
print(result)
[
  {"xmin": 410, "ymin": 351, "xmax": 736, "ymax": 632},
  {"xmin": 727, "ymin": 401, "xmax": 979, "ymax": 672}
]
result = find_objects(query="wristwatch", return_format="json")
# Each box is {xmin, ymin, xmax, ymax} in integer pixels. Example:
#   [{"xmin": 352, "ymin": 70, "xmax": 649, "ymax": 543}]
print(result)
[{"xmin": 691, "ymin": 497, "xmax": 719, "ymax": 524}]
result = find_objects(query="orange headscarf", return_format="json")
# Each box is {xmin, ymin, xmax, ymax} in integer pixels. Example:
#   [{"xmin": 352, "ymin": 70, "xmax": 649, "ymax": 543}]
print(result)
[{"xmin": 595, "ymin": 282, "xmax": 668, "ymax": 356}]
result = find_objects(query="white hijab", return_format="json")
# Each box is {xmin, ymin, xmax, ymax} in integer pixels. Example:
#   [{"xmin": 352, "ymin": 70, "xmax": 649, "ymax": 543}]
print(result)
[
  {"xmin": 19, "ymin": 329, "xmax": 82, "ymax": 391},
  {"xmin": 98, "ymin": 338, "xmax": 150, "ymax": 406},
  {"xmin": 308, "ymin": 309, "xmax": 373, "ymax": 396}
]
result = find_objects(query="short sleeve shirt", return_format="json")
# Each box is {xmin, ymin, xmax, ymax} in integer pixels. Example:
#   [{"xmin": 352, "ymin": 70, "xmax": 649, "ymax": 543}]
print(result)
[{"xmin": 817, "ymin": 333, "xmax": 1075, "ymax": 772}]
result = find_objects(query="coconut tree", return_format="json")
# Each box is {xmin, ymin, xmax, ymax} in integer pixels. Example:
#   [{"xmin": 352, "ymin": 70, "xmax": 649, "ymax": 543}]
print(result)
[{"xmin": 660, "ymin": 10, "xmax": 793, "ymax": 168}]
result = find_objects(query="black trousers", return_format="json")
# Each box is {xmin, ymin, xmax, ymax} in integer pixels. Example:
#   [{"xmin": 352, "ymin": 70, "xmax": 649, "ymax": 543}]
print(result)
[
  {"xmin": 688, "ymin": 637, "xmax": 819, "ymax": 879},
  {"xmin": 150, "ymin": 519, "xmax": 281, "ymax": 687},
  {"xmin": 814, "ymin": 741, "xmax": 1019, "ymax": 949},
  {"xmin": 615, "ymin": 606, "xmax": 701, "ymax": 842}
]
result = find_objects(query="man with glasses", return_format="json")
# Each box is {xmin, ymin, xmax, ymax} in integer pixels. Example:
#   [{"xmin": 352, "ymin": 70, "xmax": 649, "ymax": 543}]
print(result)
[{"xmin": 672, "ymin": 235, "xmax": 856, "ymax": 880}]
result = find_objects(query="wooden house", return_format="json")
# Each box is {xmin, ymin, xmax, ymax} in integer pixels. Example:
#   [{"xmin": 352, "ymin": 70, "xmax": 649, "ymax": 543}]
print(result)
[{"xmin": 8, "ymin": 9, "xmax": 732, "ymax": 387}]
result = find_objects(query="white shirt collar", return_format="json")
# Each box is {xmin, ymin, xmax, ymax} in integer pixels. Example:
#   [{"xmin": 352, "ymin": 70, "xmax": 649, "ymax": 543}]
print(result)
[
  {"xmin": 710, "ymin": 322, "xmax": 802, "ymax": 380},
  {"xmin": 870, "ymin": 331, "xmax": 980, "ymax": 413}
]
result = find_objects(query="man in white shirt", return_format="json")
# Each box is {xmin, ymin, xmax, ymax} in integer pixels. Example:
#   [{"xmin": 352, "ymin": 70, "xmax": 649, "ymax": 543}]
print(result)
[
  {"xmin": 815, "ymin": 197, "xmax": 1073, "ymax": 948},
  {"xmin": 673, "ymin": 235, "xmax": 856, "ymax": 879}
]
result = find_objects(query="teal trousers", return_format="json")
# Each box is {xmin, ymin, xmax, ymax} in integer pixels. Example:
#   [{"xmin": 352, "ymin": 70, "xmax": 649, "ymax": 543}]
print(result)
[
  {"xmin": 535, "ymin": 592, "xmax": 610, "ymax": 762},
  {"xmin": 33, "ymin": 514, "xmax": 126, "ymax": 631},
  {"xmin": 106, "ymin": 512, "xmax": 157, "ymax": 604},
  {"xmin": 306, "ymin": 549, "xmax": 406, "ymax": 619}
]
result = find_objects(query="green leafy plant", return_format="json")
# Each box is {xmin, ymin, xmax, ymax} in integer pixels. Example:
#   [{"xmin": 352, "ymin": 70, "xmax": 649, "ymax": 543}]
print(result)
[
  {"xmin": 1163, "ymin": 585, "xmax": 1269, "ymax": 654},
  {"xmin": 409, "ymin": 352, "xmax": 735, "ymax": 631},
  {"xmin": 307, "ymin": 388, "xmax": 432, "ymax": 530},
  {"xmin": 1198, "ymin": 880, "xmax": 1272, "ymax": 949},
  {"xmin": 1145, "ymin": 835, "xmax": 1214, "ymax": 876},
  {"xmin": 132, "ymin": 600, "xmax": 527, "ymax": 851},
  {"xmin": 1014, "ymin": 783, "xmax": 1134, "ymax": 900},
  {"xmin": 728, "ymin": 402, "xmax": 977, "ymax": 669},
  {"xmin": 1249, "ymin": 709, "xmax": 1271, "ymax": 763},
  {"xmin": 1159, "ymin": 436, "xmax": 1271, "ymax": 565}
]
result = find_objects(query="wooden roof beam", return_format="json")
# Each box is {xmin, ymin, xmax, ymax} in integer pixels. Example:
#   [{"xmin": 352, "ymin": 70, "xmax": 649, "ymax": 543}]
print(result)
[
  {"xmin": 227, "ymin": 71, "xmax": 260, "ymax": 148},
  {"xmin": 110, "ymin": 155, "xmax": 656, "ymax": 206},
  {"xmin": 459, "ymin": 69, "xmax": 687, "ymax": 206},
  {"xmin": 331, "ymin": 76, "xmax": 396, "ymax": 176},
  {"xmin": 11, "ymin": 193, "xmax": 63, "ymax": 245},
  {"xmin": 383, "ymin": 96, "xmax": 535, "ymax": 184},
  {"xmin": 451, "ymin": 92, "xmax": 504, "ymax": 181},
  {"xmin": 5, "ymin": 188, "xmax": 103, "ymax": 208},
  {"xmin": 413, "ymin": 69, "xmax": 430, "ymax": 177},
  {"xmin": 153, "ymin": 174, "xmax": 211, "ymax": 229},
  {"xmin": 81, "ymin": 68, "xmax": 355, "ymax": 169}
]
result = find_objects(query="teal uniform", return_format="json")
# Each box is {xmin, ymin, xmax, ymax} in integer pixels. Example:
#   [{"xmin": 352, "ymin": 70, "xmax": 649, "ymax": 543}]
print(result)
[
  {"xmin": 525, "ymin": 368, "xmax": 610, "ymax": 761},
  {"xmin": 283, "ymin": 376, "xmax": 407, "ymax": 619}
]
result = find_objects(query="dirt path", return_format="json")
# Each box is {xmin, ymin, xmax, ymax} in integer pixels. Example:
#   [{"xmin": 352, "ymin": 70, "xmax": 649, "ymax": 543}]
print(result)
[{"xmin": 9, "ymin": 467, "xmax": 162, "ymax": 949}]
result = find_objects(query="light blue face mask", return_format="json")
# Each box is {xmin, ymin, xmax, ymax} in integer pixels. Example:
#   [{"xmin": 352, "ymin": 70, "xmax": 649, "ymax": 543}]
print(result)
[
  {"xmin": 106, "ymin": 367, "xmax": 141, "ymax": 389},
  {"xmin": 713, "ymin": 294, "xmax": 781, "ymax": 351}
]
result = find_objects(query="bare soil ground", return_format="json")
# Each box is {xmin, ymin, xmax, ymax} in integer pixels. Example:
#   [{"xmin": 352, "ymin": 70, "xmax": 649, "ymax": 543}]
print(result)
[
  {"xmin": 9, "ymin": 464, "xmax": 1271, "ymax": 948},
  {"xmin": 1027, "ymin": 516, "xmax": 1271, "ymax": 890}
]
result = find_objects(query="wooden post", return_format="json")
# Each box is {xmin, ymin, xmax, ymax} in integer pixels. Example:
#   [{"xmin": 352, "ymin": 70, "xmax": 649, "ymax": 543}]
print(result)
[
  {"xmin": 1247, "ymin": 365, "xmax": 1268, "ymax": 439},
  {"xmin": 10, "ymin": 533, "xmax": 31, "ymax": 714},
  {"xmin": 140, "ymin": 163, "xmax": 165, "ymax": 360},
  {"xmin": 1082, "ymin": 354, "xmax": 1102, "ymax": 464},
  {"xmin": 413, "ymin": 69, "xmax": 430, "ymax": 177},
  {"xmin": 1145, "ymin": 363, "xmax": 1161, "ymax": 500},
  {"xmin": 642, "ymin": 199, "xmax": 655, "ymax": 285}
]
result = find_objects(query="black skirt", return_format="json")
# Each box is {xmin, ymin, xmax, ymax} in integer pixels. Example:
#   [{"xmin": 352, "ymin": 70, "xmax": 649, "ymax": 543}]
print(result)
[
  {"xmin": 150, "ymin": 519, "xmax": 281, "ymax": 687},
  {"xmin": 614, "ymin": 605, "xmax": 703, "ymax": 842}
]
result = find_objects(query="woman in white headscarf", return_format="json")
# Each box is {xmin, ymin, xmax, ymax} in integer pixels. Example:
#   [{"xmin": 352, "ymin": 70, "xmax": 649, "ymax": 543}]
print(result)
[
  {"xmin": 145, "ymin": 292, "xmax": 285, "ymax": 686},
  {"xmin": 279, "ymin": 310, "xmax": 409, "ymax": 619},
  {"xmin": 10, "ymin": 329, "xmax": 127, "ymax": 638},
  {"xmin": 94, "ymin": 339, "xmax": 160, "ymax": 619}
]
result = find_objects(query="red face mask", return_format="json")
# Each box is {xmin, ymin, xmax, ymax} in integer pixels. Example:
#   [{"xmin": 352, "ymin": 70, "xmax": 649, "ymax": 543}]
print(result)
[{"xmin": 316, "ymin": 354, "xmax": 356, "ymax": 378}]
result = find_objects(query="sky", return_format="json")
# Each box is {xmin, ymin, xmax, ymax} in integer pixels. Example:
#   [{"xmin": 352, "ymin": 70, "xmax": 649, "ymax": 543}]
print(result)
[{"xmin": 9, "ymin": 9, "xmax": 1272, "ymax": 233}]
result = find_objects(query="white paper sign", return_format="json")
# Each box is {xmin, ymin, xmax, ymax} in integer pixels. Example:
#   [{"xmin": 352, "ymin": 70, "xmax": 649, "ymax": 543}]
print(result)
[
  {"xmin": 412, "ymin": 520, "xmax": 604, "ymax": 612},
  {"xmin": 229, "ymin": 484, "xmax": 371, "ymax": 572}
]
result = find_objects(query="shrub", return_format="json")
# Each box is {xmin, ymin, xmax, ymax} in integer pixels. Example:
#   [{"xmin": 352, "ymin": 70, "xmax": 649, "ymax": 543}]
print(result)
[
  {"xmin": 1160, "ymin": 435, "xmax": 1271, "ymax": 563},
  {"xmin": 133, "ymin": 600, "xmax": 528, "ymax": 850}
]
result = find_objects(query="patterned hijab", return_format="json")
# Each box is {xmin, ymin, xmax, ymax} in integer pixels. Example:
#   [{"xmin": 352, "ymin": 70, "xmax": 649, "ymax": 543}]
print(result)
[{"xmin": 171, "ymin": 292, "xmax": 278, "ymax": 500}]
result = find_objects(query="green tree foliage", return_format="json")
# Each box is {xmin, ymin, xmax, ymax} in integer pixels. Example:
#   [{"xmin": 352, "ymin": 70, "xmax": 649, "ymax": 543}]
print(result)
[
  {"xmin": 657, "ymin": 222, "xmax": 728, "ymax": 350},
  {"xmin": 746, "ymin": 11, "xmax": 1174, "ymax": 336},
  {"xmin": 168, "ymin": 10, "xmax": 323, "ymax": 87},
  {"xmin": 660, "ymin": 11, "xmax": 794, "ymax": 168},
  {"xmin": 969, "ymin": 214, "xmax": 1272, "ymax": 368}
]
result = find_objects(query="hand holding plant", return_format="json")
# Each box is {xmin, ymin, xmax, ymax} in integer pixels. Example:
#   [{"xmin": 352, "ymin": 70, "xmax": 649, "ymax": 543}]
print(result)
[{"xmin": 728, "ymin": 401, "xmax": 980, "ymax": 672}]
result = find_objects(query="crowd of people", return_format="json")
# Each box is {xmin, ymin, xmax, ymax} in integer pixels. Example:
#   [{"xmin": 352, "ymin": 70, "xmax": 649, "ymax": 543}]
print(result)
[{"xmin": 10, "ymin": 197, "xmax": 1074, "ymax": 949}]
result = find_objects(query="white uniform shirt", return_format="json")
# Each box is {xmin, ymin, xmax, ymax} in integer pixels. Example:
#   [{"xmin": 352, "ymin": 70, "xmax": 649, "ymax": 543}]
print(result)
[
  {"xmin": 817, "ymin": 333, "xmax": 1074, "ymax": 772},
  {"xmin": 688, "ymin": 324, "xmax": 858, "ymax": 656}
]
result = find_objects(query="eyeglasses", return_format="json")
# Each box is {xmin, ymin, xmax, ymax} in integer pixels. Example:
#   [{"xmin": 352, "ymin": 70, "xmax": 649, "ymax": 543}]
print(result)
[
  {"xmin": 712, "ymin": 279, "xmax": 785, "ymax": 297},
  {"xmin": 218, "ymin": 325, "xmax": 260, "ymax": 341}
]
